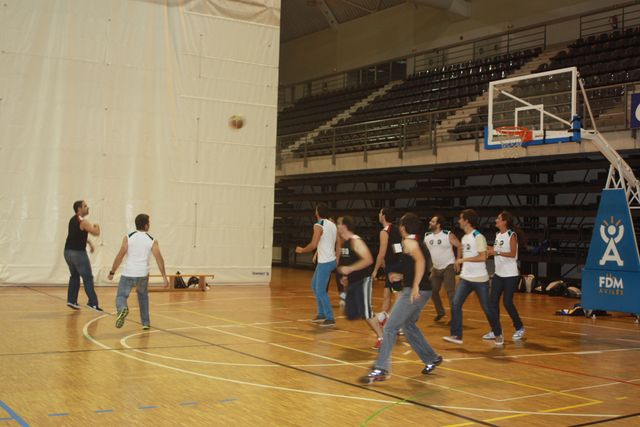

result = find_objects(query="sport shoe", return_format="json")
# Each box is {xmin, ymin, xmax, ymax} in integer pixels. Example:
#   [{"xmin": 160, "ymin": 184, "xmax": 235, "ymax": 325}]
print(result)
[
  {"xmin": 115, "ymin": 307, "xmax": 129, "ymax": 328},
  {"xmin": 378, "ymin": 313, "xmax": 388, "ymax": 329},
  {"xmin": 360, "ymin": 368, "xmax": 390, "ymax": 384},
  {"xmin": 495, "ymin": 335, "xmax": 505, "ymax": 346},
  {"xmin": 67, "ymin": 302, "xmax": 81, "ymax": 310},
  {"xmin": 311, "ymin": 315, "xmax": 326, "ymax": 323},
  {"xmin": 422, "ymin": 355, "xmax": 443, "ymax": 374},
  {"xmin": 482, "ymin": 331, "xmax": 496, "ymax": 340},
  {"xmin": 372, "ymin": 337, "xmax": 383, "ymax": 350},
  {"xmin": 142, "ymin": 324, "xmax": 150, "ymax": 330},
  {"xmin": 87, "ymin": 304, "xmax": 104, "ymax": 312},
  {"xmin": 512, "ymin": 328, "xmax": 525, "ymax": 340},
  {"xmin": 443, "ymin": 335, "xmax": 463, "ymax": 344},
  {"xmin": 434, "ymin": 313, "xmax": 445, "ymax": 321},
  {"xmin": 319, "ymin": 319, "xmax": 336, "ymax": 327},
  {"xmin": 398, "ymin": 329, "xmax": 404, "ymax": 336}
]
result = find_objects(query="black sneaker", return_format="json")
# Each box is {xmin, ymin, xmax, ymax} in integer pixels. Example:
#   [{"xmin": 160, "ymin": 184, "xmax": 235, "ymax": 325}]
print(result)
[
  {"xmin": 360, "ymin": 368, "xmax": 390, "ymax": 384},
  {"xmin": 319, "ymin": 319, "xmax": 336, "ymax": 327},
  {"xmin": 115, "ymin": 307, "xmax": 129, "ymax": 328},
  {"xmin": 311, "ymin": 315, "xmax": 326, "ymax": 323},
  {"xmin": 67, "ymin": 302, "xmax": 81, "ymax": 310},
  {"xmin": 434, "ymin": 313, "xmax": 445, "ymax": 321},
  {"xmin": 87, "ymin": 304, "xmax": 104, "ymax": 312},
  {"xmin": 422, "ymin": 355, "xmax": 443, "ymax": 374}
]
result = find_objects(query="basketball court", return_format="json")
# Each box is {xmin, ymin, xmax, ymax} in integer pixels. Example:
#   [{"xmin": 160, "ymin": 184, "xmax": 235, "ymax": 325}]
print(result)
[
  {"xmin": 3, "ymin": 1, "xmax": 640, "ymax": 426},
  {"xmin": 1, "ymin": 267, "xmax": 639, "ymax": 426}
]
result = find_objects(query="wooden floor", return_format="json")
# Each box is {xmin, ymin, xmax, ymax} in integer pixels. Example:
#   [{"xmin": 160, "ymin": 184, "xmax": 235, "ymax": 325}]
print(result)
[{"xmin": 1, "ymin": 267, "xmax": 640, "ymax": 426}]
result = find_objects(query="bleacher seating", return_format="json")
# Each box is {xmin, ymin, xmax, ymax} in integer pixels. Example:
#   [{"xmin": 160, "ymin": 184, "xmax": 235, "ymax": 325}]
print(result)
[
  {"xmin": 451, "ymin": 27, "xmax": 640, "ymax": 141},
  {"xmin": 277, "ymin": 82, "xmax": 384, "ymax": 136},
  {"xmin": 291, "ymin": 48, "xmax": 541, "ymax": 156}
]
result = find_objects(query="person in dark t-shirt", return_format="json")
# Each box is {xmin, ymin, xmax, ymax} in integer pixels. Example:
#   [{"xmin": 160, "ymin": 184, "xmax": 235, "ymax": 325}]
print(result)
[{"xmin": 63, "ymin": 200, "xmax": 102, "ymax": 310}]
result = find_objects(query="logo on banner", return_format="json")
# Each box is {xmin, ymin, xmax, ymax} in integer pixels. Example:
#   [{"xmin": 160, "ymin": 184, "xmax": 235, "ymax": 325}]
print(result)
[
  {"xmin": 598, "ymin": 273, "xmax": 624, "ymax": 296},
  {"xmin": 632, "ymin": 93, "xmax": 640, "ymax": 128},
  {"xmin": 599, "ymin": 217, "xmax": 624, "ymax": 266}
]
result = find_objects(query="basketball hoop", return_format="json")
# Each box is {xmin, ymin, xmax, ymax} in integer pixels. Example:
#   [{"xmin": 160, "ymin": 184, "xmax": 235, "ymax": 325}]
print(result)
[{"xmin": 495, "ymin": 126, "xmax": 532, "ymax": 158}]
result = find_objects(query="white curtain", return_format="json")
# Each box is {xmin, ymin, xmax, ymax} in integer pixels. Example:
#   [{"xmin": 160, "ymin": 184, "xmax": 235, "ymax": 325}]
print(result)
[{"xmin": 0, "ymin": 0, "xmax": 280, "ymax": 284}]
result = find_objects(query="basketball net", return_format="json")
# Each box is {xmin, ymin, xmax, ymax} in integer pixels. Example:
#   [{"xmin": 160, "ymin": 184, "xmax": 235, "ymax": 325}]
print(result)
[{"xmin": 495, "ymin": 126, "xmax": 532, "ymax": 158}]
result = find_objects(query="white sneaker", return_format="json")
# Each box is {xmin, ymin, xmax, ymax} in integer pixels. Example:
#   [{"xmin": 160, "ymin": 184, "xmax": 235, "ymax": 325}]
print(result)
[
  {"xmin": 482, "ymin": 331, "xmax": 495, "ymax": 340},
  {"xmin": 443, "ymin": 335, "xmax": 463, "ymax": 344},
  {"xmin": 495, "ymin": 335, "xmax": 505, "ymax": 346},
  {"xmin": 512, "ymin": 328, "xmax": 525, "ymax": 340}
]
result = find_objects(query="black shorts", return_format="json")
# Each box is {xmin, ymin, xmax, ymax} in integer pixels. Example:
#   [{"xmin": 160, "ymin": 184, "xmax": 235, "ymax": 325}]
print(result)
[
  {"xmin": 383, "ymin": 261, "xmax": 403, "ymax": 292},
  {"xmin": 385, "ymin": 278, "xmax": 403, "ymax": 292},
  {"xmin": 345, "ymin": 276, "xmax": 374, "ymax": 320}
]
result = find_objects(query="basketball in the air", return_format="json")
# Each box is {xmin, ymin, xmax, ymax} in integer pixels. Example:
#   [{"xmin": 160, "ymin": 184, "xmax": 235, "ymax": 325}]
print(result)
[{"xmin": 229, "ymin": 115, "xmax": 244, "ymax": 129}]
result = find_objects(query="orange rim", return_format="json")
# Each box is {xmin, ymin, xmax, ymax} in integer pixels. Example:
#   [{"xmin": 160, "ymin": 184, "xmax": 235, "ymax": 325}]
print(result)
[{"xmin": 496, "ymin": 126, "xmax": 532, "ymax": 143}]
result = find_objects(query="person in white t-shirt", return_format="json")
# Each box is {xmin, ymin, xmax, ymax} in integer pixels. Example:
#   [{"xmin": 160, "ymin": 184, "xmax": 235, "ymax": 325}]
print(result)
[
  {"xmin": 443, "ymin": 209, "xmax": 502, "ymax": 346},
  {"xmin": 296, "ymin": 204, "xmax": 338, "ymax": 327},
  {"xmin": 484, "ymin": 211, "xmax": 526, "ymax": 341},
  {"xmin": 424, "ymin": 215, "xmax": 461, "ymax": 322},
  {"xmin": 107, "ymin": 214, "xmax": 169, "ymax": 330}
]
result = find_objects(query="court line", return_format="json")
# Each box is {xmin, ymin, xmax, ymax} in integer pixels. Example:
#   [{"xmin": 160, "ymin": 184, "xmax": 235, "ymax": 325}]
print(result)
[
  {"xmin": 83, "ymin": 316, "xmax": 497, "ymax": 426},
  {"xmin": 445, "ymin": 401, "xmax": 605, "ymax": 427},
  {"xmin": 0, "ymin": 343, "xmax": 213, "ymax": 358},
  {"xmin": 445, "ymin": 346, "xmax": 640, "ymax": 362},
  {"xmin": 171, "ymin": 310, "xmax": 504, "ymax": 402},
  {"xmin": 500, "ymin": 378, "xmax": 640, "ymax": 402},
  {"xmin": 570, "ymin": 411, "xmax": 640, "ymax": 426},
  {"xmin": 83, "ymin": 316, "xmax": 395, "ymax": 404},
  {"xmin": 23, "ymin": 286, "xmax": 624, "ymax": 418},
  {"xmin": 174, "ymin": 309, "xmax": 604, "ymax": 406},
  {"xmin": 169, "ymin": 310, "xmax": 607, "ymax": 425},
  {"xmin": 461, "ymin": 306, "xmax": 639, "ymax": 333},
  {"xmin": 509, "ymin": 358, "xmax": 640, "ymax": 388},
  {"xmin": 0, "ymin": 400, "xmax": 30, "ymax": 427}
]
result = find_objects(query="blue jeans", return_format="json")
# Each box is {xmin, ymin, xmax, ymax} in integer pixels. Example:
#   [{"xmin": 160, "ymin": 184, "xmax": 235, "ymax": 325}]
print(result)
[
  {"xmin": 449, "ymin": 278, "xmax": 498, "ymax": 338},
  {"xmin": 311, "ymin": 260, "xmax": 336, "ymax": 320},
  {"xmin": 116, "ymin": 276, "xmax": 150, "ymax": 325},
  {"xmin": 490, "ymin": 275, "xmax": 523, "ymax": 336},
  {"xmin": 375, "ymin": 287, "xmax": 439, "ymax": 371},
  {"xmin": 64, "ymin": 249, "xmax": 98, "ymax": 306}
]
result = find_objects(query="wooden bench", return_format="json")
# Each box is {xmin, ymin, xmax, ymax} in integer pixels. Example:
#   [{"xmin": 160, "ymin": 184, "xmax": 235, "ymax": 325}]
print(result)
[{"xmin": 148, "ymin": 273, "xmax": 214, "ymax": 292}]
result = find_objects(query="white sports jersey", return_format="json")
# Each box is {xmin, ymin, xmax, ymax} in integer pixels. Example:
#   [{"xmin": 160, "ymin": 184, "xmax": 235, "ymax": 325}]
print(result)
[
  {"xmin": 315, "ymin": 219, "xmax": 337, "ymax": 263},
  {"xmin": 460, "ymin": 230, "xmax": 489, "ymax": 282},
  {"xmin": 494, "ymin": 229, "xmax": 519, "ymax": 277},
  {"xmin": 424, "ymin": 230, "xmax": 456, "ymax": 270},
  {"xmin": 122, "ymin": 231, "xmax": 154, "ymax": 277}
]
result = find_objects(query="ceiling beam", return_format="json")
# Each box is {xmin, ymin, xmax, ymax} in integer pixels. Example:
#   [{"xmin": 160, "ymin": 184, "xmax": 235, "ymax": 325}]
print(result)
[{"xmin": 317, "ymin": 0, "xmax": 339, "ymax": 28}]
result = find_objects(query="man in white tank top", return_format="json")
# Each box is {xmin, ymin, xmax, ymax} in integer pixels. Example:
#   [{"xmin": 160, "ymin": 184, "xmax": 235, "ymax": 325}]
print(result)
[
  {"xmin": 107, "ymin": 214, "xmax": 168, "ymax": 330},
  {"xmin": 295, "ymin": 204, "xmax": 338, "ymax": 327},
  {"xmin": 443, "ymin": 209, "xmax": 502, "ymax": 346},
  {"xmin": 424, "ymin": 215, "xmax": 461, "ymax": 322}
]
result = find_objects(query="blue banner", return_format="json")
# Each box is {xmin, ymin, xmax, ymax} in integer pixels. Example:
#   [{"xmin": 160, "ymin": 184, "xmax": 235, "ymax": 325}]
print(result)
[
  {"xmin": 632, "ymin": 93, "xmax": 640, "ymax": 128},
  {"xmin": 583, "ymin": 189, "xmax": 640, "ymax": 313}
]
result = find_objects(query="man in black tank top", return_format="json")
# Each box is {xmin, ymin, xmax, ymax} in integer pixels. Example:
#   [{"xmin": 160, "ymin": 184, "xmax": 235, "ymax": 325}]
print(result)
[
  {"xmin": 371, "ymin": 208, "xmax": 403, "ymax": 327},
  {"xmin": 63, "ymin": 200, "xmax": 102, "ymax": 310},
  {"xmin": 361, "ymin": 213, "xmax": 442, "ymax": 384},
  {"xmin": 336, "ymin": 216, "xmax": 384, "ymax": 349}
]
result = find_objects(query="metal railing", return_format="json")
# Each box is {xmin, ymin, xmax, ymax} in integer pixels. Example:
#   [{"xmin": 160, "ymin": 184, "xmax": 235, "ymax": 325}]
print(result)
[
  {"xmin": 276, "ymin": 82, "xmax": 636, "ymax": 168},
  {"xmin": 580, "ymin": 2, "xmax": 640, "ymax": 37}
]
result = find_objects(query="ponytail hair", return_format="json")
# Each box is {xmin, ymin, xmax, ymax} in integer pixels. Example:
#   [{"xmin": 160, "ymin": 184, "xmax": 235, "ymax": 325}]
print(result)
[{"xmin": 499, "ymin": 211, "xmax": 527, "ymax": 247}]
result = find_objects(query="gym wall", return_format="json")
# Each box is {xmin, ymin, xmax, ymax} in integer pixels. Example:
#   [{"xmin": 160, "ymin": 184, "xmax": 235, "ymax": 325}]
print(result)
[{"xmin": 0, "ymin": 0, "xmax": 280, "ymax": 284}]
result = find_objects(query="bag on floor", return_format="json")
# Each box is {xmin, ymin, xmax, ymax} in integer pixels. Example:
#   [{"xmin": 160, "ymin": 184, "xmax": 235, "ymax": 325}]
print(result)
[
  {"xmin": 546, "ymin": 280, "xmax": 567, "ymax": 296},
  {"xmin": 556, "ymin": 303, "xmax": 585, "ymax": 316},
  {"xmin": 174, "ymin": 271, "xmax": 187, "ymax": 289},
  {"xmin": 564, "ymin": 286, "xmax": 582, "ymax": 298}
]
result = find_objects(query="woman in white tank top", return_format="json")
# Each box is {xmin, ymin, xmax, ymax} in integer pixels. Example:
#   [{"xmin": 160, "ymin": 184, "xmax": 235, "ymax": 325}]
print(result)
[{"xmin": 485, "ymin": 211, "xmax": 526, "ymax": 341}]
